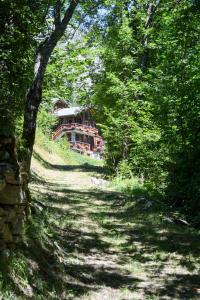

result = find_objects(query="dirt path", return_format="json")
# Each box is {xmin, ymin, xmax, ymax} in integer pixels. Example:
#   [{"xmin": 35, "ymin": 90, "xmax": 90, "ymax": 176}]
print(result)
[
  {"xmin": 32, "ymin": 145, "xmax": 99, "ymax": 189},
  {"xmin": 30, "ymin": 147, "xmax": 200, "ymax": 300}
]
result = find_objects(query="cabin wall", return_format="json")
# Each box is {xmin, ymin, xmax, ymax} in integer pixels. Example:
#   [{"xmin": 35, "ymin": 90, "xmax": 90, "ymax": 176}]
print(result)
[
  {"xmin": 59, "ymin": 111, "xmax": 95, "ymax": 127},
  {"xmin": 53, "ymin": 108, "xmax": 103, "ymax": 156}
]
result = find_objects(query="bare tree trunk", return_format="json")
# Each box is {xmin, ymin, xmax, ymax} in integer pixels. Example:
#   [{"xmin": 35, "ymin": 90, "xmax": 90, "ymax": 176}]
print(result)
[
  {"xmin": 141, "ymin": 2, "xmax": 155, "ymax": 71},
  {"xmin": 23, "ymin": 0, "xmax": 79, "ymax": 171}
]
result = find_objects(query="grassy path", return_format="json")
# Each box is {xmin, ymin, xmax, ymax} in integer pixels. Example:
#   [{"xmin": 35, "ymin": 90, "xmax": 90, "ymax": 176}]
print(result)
[{"xmin": 26, "ymin": 145, "xmax": 200, "ymax": 300}]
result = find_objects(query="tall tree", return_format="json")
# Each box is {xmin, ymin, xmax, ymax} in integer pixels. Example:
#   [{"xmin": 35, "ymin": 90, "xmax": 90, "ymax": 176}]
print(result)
[
  {"xmin": 0, "ymin": 0, "xmax": 106, "ymax": 245},
  {"xmin": 151, "ymin": 0, "xmax": 200, "ymax": 219},
  {"xmin": 22, "ymin": 0, "xmax": 112, "ymax": 170},
  {"xmin": 22, "ymin": 0, "xmax": 79, "ymax": 171},
  {"xmin": 0, "ymin": 0, "xmax": 53, "ymax": 246},
  {"xmin": 91, "ymin": 0, "xmax": 200, "ymax": 223}
]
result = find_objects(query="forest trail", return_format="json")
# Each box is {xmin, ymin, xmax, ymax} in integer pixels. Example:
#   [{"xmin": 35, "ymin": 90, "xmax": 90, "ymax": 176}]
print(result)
[{"xmin": 29, "ymin": 146, "xmax": 200, "ymax": 300}]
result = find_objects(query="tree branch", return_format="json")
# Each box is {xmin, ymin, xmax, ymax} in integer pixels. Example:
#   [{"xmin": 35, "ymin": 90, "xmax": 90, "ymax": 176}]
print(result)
[
  {"xmin": 54, "ymin": 0, "xmax": 62, "ymax": 27},
  {"xmin": 44, "ymin": 0, "xmax": 79, "ymax": 54},
  {"xmin": 23, "ymin": 0, "xmax": 79, "ymax": 169},
  {"xmin": 141, "ymin": 2, "xmax": 155, "ymax": 70}
]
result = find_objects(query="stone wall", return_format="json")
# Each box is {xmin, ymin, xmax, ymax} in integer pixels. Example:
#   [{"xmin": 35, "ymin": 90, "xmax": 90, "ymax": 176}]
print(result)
[{"xmin": 0, "ymin": 136, "xmax": 28, "ymax": 249}]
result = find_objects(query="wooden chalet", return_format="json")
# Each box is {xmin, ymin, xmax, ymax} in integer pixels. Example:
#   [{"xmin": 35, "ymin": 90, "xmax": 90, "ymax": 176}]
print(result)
[{"xmin": 52, "ymin": 99, "xmax": 104, "ymax": 158}]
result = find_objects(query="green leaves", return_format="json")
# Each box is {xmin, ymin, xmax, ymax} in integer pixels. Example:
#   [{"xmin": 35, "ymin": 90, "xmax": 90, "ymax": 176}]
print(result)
[
  {"xmin": 87, "ymin": 0, "xmax": 200, "ymax": 222},
  {"xmin": 0, "ymin": 0, "xmax": 50, "ymax": 135}
]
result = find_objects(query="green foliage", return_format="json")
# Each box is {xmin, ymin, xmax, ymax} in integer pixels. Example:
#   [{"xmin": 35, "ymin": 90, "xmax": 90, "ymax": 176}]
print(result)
[
  {"xmin": 92, "ymin": 3, "xmax": 165, "ymax": 186},
  {"xmin": 90, "ymin": 0, "xmax": 200, "ymax": 223},
  {"xmin": 37, "ymin": 109, "xmax": 57, "ymax": 136},
  {"xmin": 1, "ymin": 0, "xmax": 199, "ymax": 224},
  {"xmin": 150, "ymin": 1, "xmax": 200, "ymax": 221},
  {"xmin": 42, "ymin": 0, "xmax": 200, "ymax": 223},
  {"xmin": 43, "ymin": 37, "xmax": 99, "ymax": 105},
  {"xmin": 0, "ymin": 0, "xmax": 51, "ymax": 135}
]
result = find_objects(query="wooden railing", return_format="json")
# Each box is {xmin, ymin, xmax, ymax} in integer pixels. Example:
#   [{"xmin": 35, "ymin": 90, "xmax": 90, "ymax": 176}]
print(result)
[
  {"xmin": 70, "ymin": 141, "xmax": 91, "ymax": 152},
  {"xmin": 52, "ymin": 123, "xmax": 98, "ymax": 140}
]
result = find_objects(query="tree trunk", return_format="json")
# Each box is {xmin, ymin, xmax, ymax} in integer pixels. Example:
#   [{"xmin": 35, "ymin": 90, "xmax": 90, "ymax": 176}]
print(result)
[
  {"xmin": 22, "ymin": 0, "xmax": 79, "ymax": 171},
  {"xmin": 23, "ymin": 50, "xmax": 49, "ymax": 172},
  {"xmin": 0, "ymin": 0, "xmax": 80, "ymax": 248},
  {"xmin": 141, "ymin": 2, "xmax": 155, "ymax": 71}
]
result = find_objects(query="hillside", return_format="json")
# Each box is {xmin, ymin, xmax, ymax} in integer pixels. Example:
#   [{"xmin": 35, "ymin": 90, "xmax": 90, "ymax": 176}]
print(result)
[{"xmin": 0, "ymin": 131, "xmax": 199, "ymax": 300}]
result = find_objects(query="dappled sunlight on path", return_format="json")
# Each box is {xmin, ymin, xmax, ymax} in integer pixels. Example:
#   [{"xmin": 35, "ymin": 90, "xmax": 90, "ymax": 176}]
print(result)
[{"xmin": 28, "ymin": 146, "xmax": 200, "ymax": 300}]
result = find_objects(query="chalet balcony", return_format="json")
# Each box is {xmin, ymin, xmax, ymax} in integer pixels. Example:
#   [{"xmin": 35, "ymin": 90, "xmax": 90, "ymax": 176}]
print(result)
[
  {"xmin": 52, "ymin": 123, "xmax": 98, "ymax": 140},
  {"xmin": 70, "ymin": 141, "xmax": 91, "ymax": 152}
]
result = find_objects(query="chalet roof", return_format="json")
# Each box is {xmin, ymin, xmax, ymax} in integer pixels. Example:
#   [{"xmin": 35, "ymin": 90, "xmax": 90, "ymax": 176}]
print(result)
[
  {"xmin": 52, "ymin": 98, "xmax": 68, "ymax": 104},
  {"xmin": 55, "ymin": 106, "xmax": 83, "ymax": 117}
]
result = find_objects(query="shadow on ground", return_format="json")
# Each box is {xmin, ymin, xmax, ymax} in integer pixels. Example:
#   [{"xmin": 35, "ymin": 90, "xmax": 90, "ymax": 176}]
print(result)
[
  {"xmin": 33, "ymin": 150, "xmax": 106, "ymax": 174},
  {"xmin": 1, "ymin": 161, "xmax": 200, "ymax": 300}
]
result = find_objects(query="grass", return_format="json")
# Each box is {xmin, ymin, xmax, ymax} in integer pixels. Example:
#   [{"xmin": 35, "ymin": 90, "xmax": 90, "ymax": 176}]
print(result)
[
  {"xmin": 35, "ymin": 128, "xmax": 103, "ymax": 167},
  {"xmin": 0, "ymin": 130, "xmax": 200, "ymax": 299},
  {"xmin": 112, "ymin": 174, "xmax": 163, "ymax": 199}
]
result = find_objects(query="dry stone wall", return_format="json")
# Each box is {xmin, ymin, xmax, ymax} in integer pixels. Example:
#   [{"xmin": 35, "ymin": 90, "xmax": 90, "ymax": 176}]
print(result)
[{"xmin": 0, "ymin": 136, "xmax": 28, "ymax": 248}]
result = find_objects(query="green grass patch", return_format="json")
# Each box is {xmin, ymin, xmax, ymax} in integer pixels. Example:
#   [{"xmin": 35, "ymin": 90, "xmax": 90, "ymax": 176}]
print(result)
[
  {"xmin": 111, "ymin": 174, "xmax": 163, "ymax": 200},
  {"xmin": 35, "ymin": 128, "xmax": 103, "ymax": 167}
]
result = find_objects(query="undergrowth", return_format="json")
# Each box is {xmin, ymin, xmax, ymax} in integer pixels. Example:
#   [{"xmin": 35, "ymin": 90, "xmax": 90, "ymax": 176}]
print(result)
[
  {"xmin": 0, "ymin": 208, "xmax": 72, "ymax": 300},
  {"xmin": 112, "ymin": 174, "xmax": 163, "ymax": 200}
]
